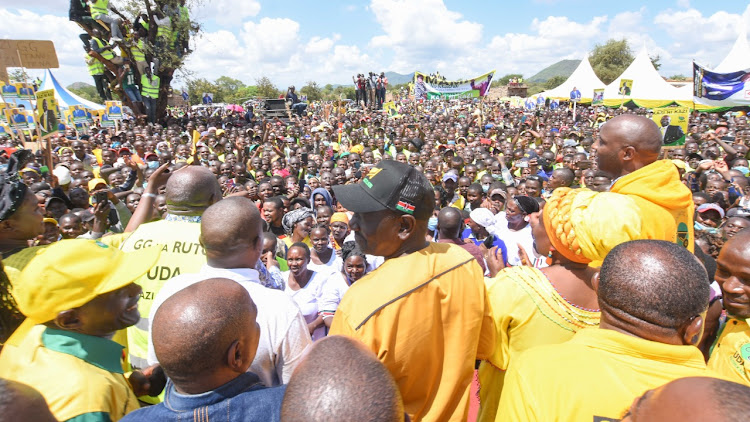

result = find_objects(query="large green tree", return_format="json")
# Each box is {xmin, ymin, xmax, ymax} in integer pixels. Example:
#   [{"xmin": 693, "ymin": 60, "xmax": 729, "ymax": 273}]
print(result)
[
  {"xmin": 496, "ymin": 73, "xmax": 524, "ymax": 86},
  {"xmin": 256, "ymin": 76, "xmax": 280, "ymax": 98},
  {"xmin": 185, "ymin": 78, "xmax": 220, "ymax": 104},
  {"xmin": 301, "ymin": 81, "xmax": 323, "ymax": 101},
  {"xmin": 589, "ymin": 39, "xmax": 634, "ymax": 85},
  {"xmin": 544, "ymin": 75, "xmax": 567, "ymax": 90}
]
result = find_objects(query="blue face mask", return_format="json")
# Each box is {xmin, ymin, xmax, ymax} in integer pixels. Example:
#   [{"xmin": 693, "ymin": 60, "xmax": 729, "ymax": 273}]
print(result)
[
  {"xmin": 482, "ymin": 184, "xmax": 490, "ymax": 193},
  {"xmin": 694, "ymin": 221, "xmax": 719, "ymax": 235},
  {"xmin": 147, "ymin": 161, "xmax": 159, "ymax": 169},
  {"xmin": 428, "ymin": 216, "xmax": 438, "ymax": 232}
]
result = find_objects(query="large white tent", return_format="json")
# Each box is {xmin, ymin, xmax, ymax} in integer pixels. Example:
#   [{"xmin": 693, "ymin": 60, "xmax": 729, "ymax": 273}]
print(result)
[
  {"xmin": 540, "ymin": 57, "xmax": 606, "ymax": 102},
  {"xmin": 601, "ymin": 47, "xmax": 683, "ymax": 107},
  {"xmin": 38, "ymin": 69, "xmax": 104, "ymax": 110},
  {"xmin": 713, "ymin": 30, "xmax": 750, "ymax": 73}
]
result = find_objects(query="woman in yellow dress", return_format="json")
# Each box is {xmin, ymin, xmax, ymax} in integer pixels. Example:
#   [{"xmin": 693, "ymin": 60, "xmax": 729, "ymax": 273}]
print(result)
[{"xmin": 478, "ymin": 188, "xmax": 647, "ymax": 422}]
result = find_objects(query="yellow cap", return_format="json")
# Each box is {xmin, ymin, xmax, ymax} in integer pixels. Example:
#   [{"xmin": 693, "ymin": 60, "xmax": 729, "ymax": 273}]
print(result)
[
  {"xmin": 7, "ymin": 240, "xmax": 160, "ymax": 344},
  {"xmin": 88, "ymin": 178, "xmax": 108, "ymax": 191},
  {"xmin": 330, "ymin": 212, "xmax": 349, "ymax": 224},
  {"xmin": 42, "ymin": 218, "xmax": 58, "ymax": 225}
]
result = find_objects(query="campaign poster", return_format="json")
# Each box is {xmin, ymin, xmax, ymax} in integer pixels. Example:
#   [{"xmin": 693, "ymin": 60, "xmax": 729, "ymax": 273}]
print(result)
[
  {"xmin": 100, "ymin": 113, "xmax": 116, "ymax": 128},
  {"xmin": 0, "ymin": 103, "xmax": 7, "ymax": 123},
  {"xmin": 106, "ymin": 100, "xmax": 123, "ymax": 120},
  {"xmin": 652, "ymin": 107, "xmax": 689, "ymax": 147},
  {"xmin": 693, "ymin": 62, "xmax": 750, "ymax": 106},
  {"xmin": 69, "ymin": 105, "xmax": 88, "ymax": 124},
  {"xmin": 413, "ymin": 70, "xmax": 495, "ymax": 100},
  {"xmin": 15, "ymin": 83, "xmax": 35, "ymax": 101},
  {"xmin": 618, "ymin": 79, "xmax": 633, "ymax": 96},
  {"xmin": 5, "ymin": 108, "xmax": 28, "ymax": 131},
  {"xmin": 592, "ymin": 89, "xmax": 604, "ymax": 105},
  {"xmin": 35, "ymin": 89, "xmax": 59, "ymax": 137},
  {"xmin": 0, "ymin": 82, "xmax": 18, "ymax": 100}
]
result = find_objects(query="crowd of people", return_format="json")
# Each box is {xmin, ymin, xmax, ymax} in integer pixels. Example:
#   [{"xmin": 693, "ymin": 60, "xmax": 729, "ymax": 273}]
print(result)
[
  {"xmin": 352, "ymin": 72, "xmax": 388, "ymax": 110},
  {"xmin": 0, "ymin": 94, "xmax": 749, "ymax": 421}
]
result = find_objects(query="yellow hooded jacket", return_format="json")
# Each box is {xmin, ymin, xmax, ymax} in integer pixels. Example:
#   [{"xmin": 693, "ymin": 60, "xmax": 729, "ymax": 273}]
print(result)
[{"xmin": 610, "ymin": 159, "xmax": 694, "ymax": 252}]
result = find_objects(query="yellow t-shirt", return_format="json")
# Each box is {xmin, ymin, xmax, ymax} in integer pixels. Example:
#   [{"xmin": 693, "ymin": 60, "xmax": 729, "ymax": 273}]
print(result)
[
  {"xmin": 496, "ymin": 328, "xmax": 716, "ymax": 422},
  {"xmin": 330, "ymin": 243, "xmax": 496, "ymax": 422},
  {"xmin": 477, "ymin": 266, "xmax": 600, "ymax": 422},
  {"xmin": 708, "ymin": 317, "xmax": 750, "ymax": 386},
  {"xmin": 0, "ymin": 325, "xmax": 139, "ymax": 421}
]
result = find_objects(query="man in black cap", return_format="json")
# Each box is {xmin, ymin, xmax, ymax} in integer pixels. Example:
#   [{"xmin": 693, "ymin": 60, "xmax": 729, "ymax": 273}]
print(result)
[{"xmin": 329, "ymin": 160, "xmax": 495, "ymax": 422}]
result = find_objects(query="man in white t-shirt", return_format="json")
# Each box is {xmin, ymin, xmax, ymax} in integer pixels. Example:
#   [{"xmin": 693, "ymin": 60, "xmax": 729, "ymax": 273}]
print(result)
[{"xmin": 147, "ymin": 197, "xmax": 311, "ymax": 386}]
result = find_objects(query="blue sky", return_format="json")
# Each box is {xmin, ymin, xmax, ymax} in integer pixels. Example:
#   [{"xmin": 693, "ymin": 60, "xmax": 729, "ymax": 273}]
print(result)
[{"xmin": 1, "ymin": 1, "xmax": 749, "ymax": 89}]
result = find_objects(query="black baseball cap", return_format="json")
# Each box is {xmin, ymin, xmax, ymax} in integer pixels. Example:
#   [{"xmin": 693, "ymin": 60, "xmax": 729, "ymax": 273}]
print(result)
[{"xmin": 332, "ymin": 160, "xmax": 433, "ymax": 220}]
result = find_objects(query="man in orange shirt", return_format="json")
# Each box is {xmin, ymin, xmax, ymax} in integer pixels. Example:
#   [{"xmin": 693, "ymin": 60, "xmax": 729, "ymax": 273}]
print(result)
[{"xmin": 330, "ymin": 160, "xmax": 495, "ymax": 421}]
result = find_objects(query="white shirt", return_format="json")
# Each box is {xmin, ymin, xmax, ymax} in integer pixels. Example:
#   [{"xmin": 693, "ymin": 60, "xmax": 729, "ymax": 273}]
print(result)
[
  {"xmin": 282, "ymin": 269, "xmax": 348, "ymax": 341},
  {"xmin": 147, "ymin": 265, "xmax": 312, "ymax": 387},
  {"xmin": 308, "ymin": 248, "xmax": 343, "ymax": 274},
  {"xmin": 495, "ymin": 223, "xmax": 536, "ymax": 267}
]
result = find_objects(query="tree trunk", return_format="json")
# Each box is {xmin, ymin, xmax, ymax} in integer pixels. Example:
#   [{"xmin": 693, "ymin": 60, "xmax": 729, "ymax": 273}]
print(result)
[{"xmin": 156, "ymin": 68, "xmax": 174, "ymax": 122}]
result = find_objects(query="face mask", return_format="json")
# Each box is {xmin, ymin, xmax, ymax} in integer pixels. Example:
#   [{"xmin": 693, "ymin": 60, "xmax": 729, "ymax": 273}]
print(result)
[
  {"xmin": 428, "ymin": 216, "xmax": 438, "ymax": 232},
  {"xmin": 694, "ymin": 221, "xmax": 719, "ymax": 235},
  {"xmin": 492, "ymin": 173, "xmax": 502, "ymax": 180},
  {"xmin": 345, "ymin": 169, "xmax": 352, "ymax": 178},
  {"xmin": 147, "ymin": 161, "xmax": 159, "ymax": 169},
  {"xmin": 507, "ymin": 213, "xmax": 525, "ymax": 227},
  {"xmin": 482, "ymin": 184, "xmax": 490, "ymax": 193}
]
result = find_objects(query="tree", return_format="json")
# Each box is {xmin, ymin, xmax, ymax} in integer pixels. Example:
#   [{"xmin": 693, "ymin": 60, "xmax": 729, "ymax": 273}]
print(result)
[
  {"xmin": 589, "ymin": 39, "xmax": 634, "ymax": 85},
  {"xmin": 668, "ymin": 74, "xmax": 690, "ymax": 81},
  {"xmin": 185, "ymin": 78, "xmax": 219, "ymax": 105},
  {"xmin": 8, "ymin": 69, "xmax": 30, "ymax": 83},
  {"xmin": 301, "ymin": 81, "xmax": 323, "ymax": 101},
  {"xmin": 256, "ymin": 76, "xmax": 280, "ymax": 98},
  {"xmin": 544, "ymin": 75, "xmax": 567, "ymax": 90},
  {"xmin": 496, "ymin": 73, "xmax": 524, "ymax": 86},
  {"xmin": 650, "ymin": 54, "xmax": 661, "ymax": 71},
  {"xmin": 68, "ymin": 83, "xmax": 103, "ymax": 104},
  {"xmin": 114, "ymin": 0, "xmax": 201, "ymax": 119},
  {"xmin": 215, "ymin": 76, "xmax": 247, "ymax": 104}
]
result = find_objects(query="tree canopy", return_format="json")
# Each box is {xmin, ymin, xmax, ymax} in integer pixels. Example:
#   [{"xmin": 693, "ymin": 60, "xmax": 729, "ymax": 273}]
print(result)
[{"xmin": 589, "ymin": 39, "xmax": 634, "ymax": 85}]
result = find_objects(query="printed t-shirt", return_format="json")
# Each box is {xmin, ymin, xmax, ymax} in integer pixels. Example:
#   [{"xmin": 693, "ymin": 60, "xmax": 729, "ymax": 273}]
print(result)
[{"xmin": 708, "ymin": 317, "xmax": 750, "ymax": 386}]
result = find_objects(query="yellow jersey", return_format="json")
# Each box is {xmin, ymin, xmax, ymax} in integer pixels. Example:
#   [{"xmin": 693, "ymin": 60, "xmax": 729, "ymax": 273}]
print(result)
[
  {"xmin": 330, "ymin": 242, "xmax": 496, "ymax": 422},
  {"xmin": 477, "ymin": 266, "xmax": 599, "ymax": 421},
  {"xmin": 0, "ymin": 325, "xmax": 139, "ymax": 421},
  {"xmin": 708, "ymin": 317, "xmax": 750, "ymax": 386},
  {"xmin": 496, "ymin": 328, "xmax": 716, "ymax": 422}
]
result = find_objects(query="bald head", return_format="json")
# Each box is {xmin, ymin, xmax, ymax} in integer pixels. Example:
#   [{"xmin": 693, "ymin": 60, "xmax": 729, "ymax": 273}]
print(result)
[
  {"xmin": 200, "ymin": 197, "xmax": 263, "ymax": 265},
  {"xmin": 165, "ymin": 166, "xmax": 222, "ymax": 215},
  {"xmin": 599, "ymin": 240, "xmax": 709, "ymax": 331},
  {"xmin": 0, "ymin": 379, "xmax": 57, "ymax": 422},
  {"xmin": 437, "ymin": 206, "xmax": 463, "ymax": 239},
  {"xmin": 281, "ymin": 336, "xmax": 404, "ymax": 422},
  {"xmin": 622, "ymin": 377, "xmax": 750, "ymax": 422},
  {"xmin": 596, "ymin": 115, "xmax": 662, "ymax": 179},
  {"xmin": 152, "ymin": 278, "xmax": 259, "ymax": 393}
]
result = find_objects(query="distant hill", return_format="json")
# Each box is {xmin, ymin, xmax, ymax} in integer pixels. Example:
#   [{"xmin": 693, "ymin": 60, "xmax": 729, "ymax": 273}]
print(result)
[
  {"xmin": 384, "ymin": 71, "xmax": 414, "ymax": 85},
  {"xmin": 527, "ymin": 59, "xmax": 580, "ymax": 83},
  {"xmin": 68, "ymin": 82, "xmax": 94, "ymax": 90}
]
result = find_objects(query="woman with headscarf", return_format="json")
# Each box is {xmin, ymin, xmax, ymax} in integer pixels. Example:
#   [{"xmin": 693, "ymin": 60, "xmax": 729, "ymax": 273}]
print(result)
[
  {"xmin": 0, "ymin": 150, "xmax": 44, "ymax": 343},
  {"xmin": 494, "ymin": 195, "xmax": 540, "ymax": 267},
  {"xmin": 476, "ymin": 188, "xmax": 647, "ymax": 422},
  {"xmin": 281, "ymin": 207, "xmax": 314, "ymax": 251},
  {"xmin": 310, "ymin": 187, "xmax": 332, "ymax": 209}
]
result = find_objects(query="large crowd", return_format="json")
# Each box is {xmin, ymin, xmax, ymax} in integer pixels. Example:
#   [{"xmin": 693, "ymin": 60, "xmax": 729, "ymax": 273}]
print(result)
[{"xmin": 0, "ymin": 91, "xmax": 749, "ymax": 422}]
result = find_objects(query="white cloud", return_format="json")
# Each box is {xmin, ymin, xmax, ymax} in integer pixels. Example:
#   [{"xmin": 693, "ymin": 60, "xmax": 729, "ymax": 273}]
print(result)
[
  {"xmin": 192, "ymin": 0, "xmax": 261, "ymax": 27},
  {"xmin": 654, "ymin": 4, "xmax": 750, "ymax": 72},
  {"xmin": 369, "ymin": 0, "xmax": 482, "ymax": 70},
  {"xmin": 0, "ymin": 9, "xmax": 90, "ymax": 86}
]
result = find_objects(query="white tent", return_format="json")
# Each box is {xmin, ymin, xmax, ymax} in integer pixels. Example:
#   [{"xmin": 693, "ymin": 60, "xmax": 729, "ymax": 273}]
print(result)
[
  {"xmin": 602, "ymin": 47, "xmax": 682, "ymax": 107},
  {"xmin": 714, "ymin": 30, "xmax": 750, "ymax": 73},
  {"xmin": 540, "ymin": 57, "xmax": 606, "ymax": 102},
  {"xmin": 39, "ymin": 69, "xmax": 105, "ymax": 110}
]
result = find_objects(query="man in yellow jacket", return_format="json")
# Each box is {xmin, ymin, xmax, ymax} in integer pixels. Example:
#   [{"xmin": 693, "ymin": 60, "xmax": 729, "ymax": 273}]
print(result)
[
  {"xmin": 594, "ymin": 115, "xmax": 694, "ymax": 251},
  {"xmin": 708, "ymin": 229, "xmax": 750, "ymax": 386},
  {"xmin": 331, "ymin": 160, "xmax": 496, "ymax": 422},
  {"xmin": 497, "ymin": 240, "xmax": 716, "ymax": 421}
]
